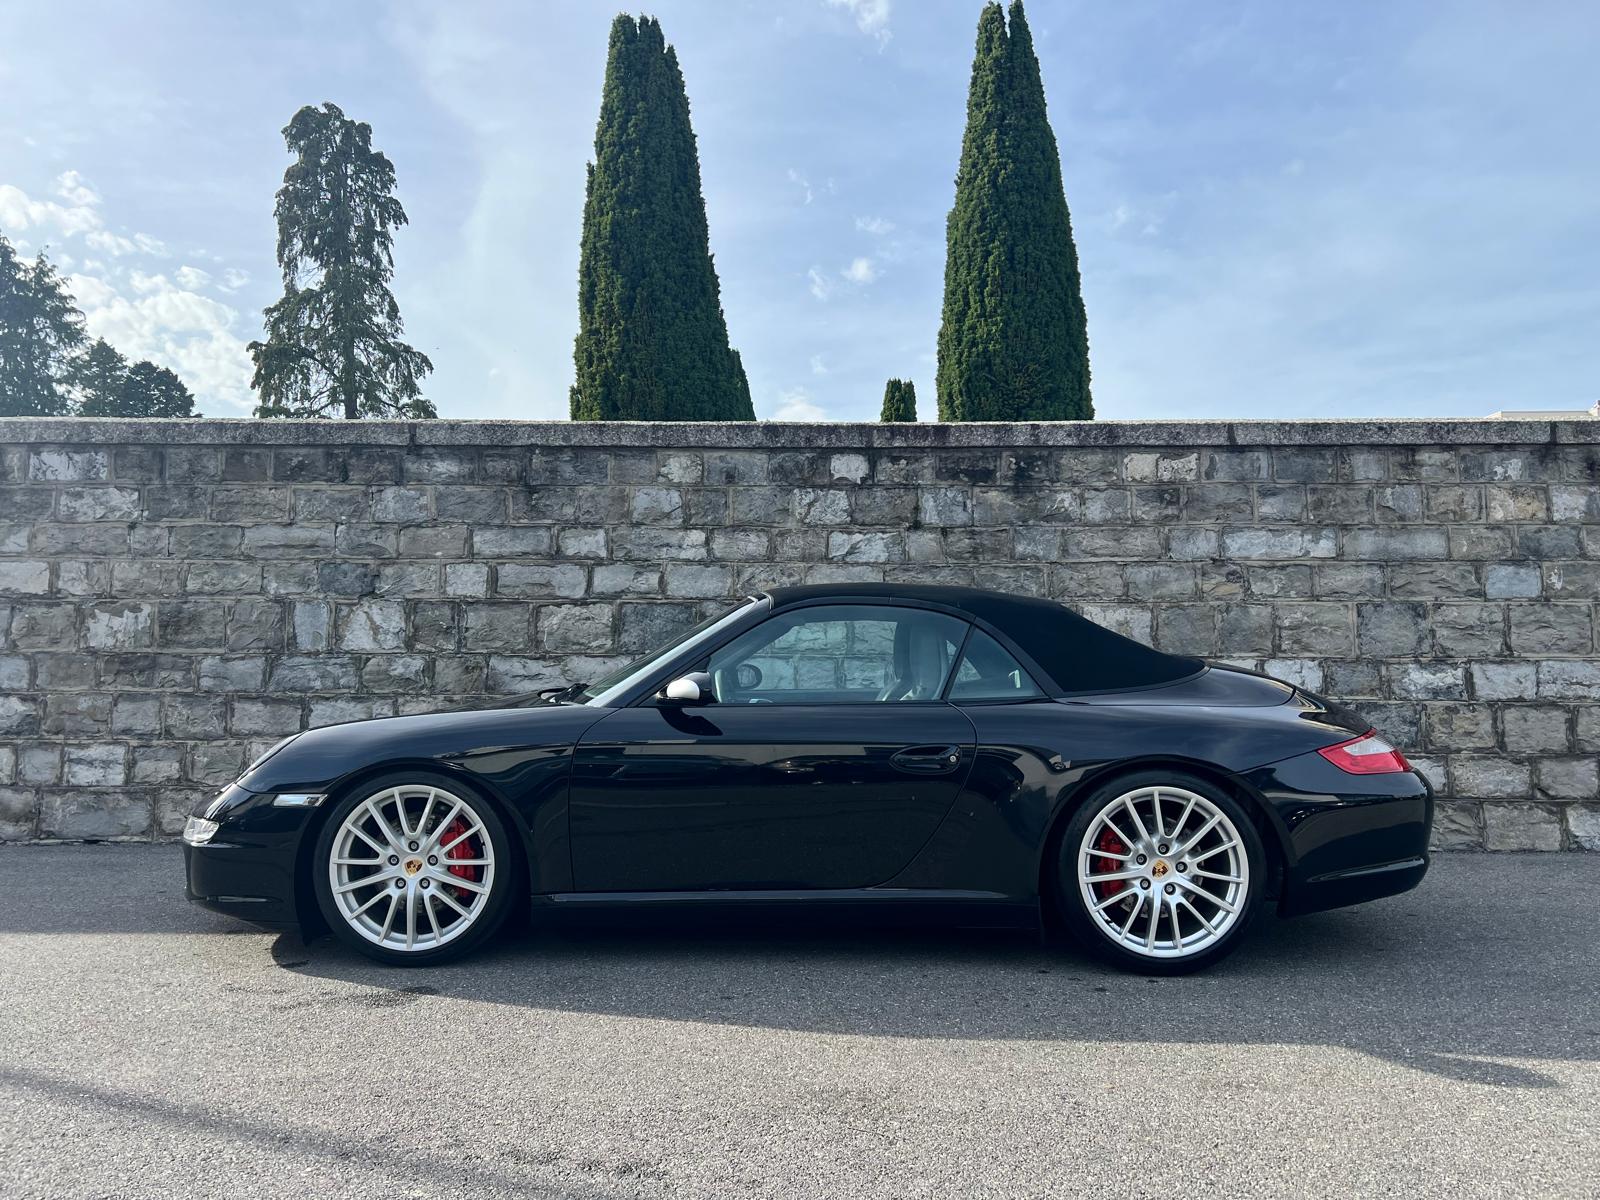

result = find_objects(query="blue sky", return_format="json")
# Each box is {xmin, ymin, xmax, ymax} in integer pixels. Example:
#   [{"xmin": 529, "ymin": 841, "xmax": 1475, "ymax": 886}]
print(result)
[{"xmin": 2, "ymin": 0, "xmax": 1596, "ymax": 420}]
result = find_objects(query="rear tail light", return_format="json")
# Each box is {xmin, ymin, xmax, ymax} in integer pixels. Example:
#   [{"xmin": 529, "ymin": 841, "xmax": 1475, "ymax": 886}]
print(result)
[{"xmin": 1317, "ymin": 731, "xmax": 1412, "ymax": 775}]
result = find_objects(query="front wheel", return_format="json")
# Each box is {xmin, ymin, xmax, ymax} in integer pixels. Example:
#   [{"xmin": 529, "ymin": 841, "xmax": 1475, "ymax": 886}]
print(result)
[
  {"xmin": 1055, "ymin": 772, "xmax": 1265, "ymax": 975},
  {"xmin": 312, "ymin": 772, "xmax": 516, "ymax": 966}
]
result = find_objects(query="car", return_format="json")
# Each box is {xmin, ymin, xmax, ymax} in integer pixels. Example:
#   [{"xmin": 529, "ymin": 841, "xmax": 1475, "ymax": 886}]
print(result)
[{"xmin": 183, "ymin": 583, "xmax": 1432, "ymax": 973}]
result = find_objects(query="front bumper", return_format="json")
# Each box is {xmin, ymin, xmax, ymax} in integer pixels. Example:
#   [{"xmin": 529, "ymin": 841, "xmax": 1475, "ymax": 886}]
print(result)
[
  {"xmin": 1247, "ymin": 753, "xmax": 1434, "ymax": 918},
  {"xmin": 182, "ymin": 786, "xmax": 318, "ymax": 932}
]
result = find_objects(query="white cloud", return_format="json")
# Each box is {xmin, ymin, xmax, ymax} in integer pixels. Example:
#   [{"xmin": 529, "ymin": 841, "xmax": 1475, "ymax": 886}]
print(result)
[
  {"xmin": 769, "ymin": 386, "xmax": 828, "ymax": 421},
  {"xmin": 219, "ymin": 267, "xmax": 249, "ymax": 291},
  {"xmin": 807, "ymin": 266, "xmax": 832, "ymax": 301},
  {"xmin": 55, "ymin": 170, "xmax": 98, "ymax": 207},
  {"xmin": 825, "ymin": 0, "xmax": 891, "ymax": 47},
  {"xmin": 787, "ymin": 167, "xmax": 814, "ymax": 205},
  {"xmin": 809, "ymin": 353, "xmax": 829, "ymax": 375},
  {"xmin": 841, "ymin": 256, "xmax": 878, "ymax": 284},
  {"xmin": 854, "ymin": 215, "xmax": 894, "ymax": 236},
  {"xmin": 0, "ymin": 175, "xmax": 254, "ymax": 411}
]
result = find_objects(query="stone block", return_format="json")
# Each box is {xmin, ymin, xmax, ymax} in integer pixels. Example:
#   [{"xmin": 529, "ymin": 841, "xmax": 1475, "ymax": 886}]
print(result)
[
  {"xmin": 372, "ymin": 486, "xmax": 432, "ymax": 523},
  {"xmin": 1500, "ymin": 706, "xmax": 1571, "ymax": 754},
  {"xmin": 1536, "ymin": 757, "xmax": 1598, "ymax": 801},
  {"xmin": 1482, "ymin": 802, "xmax": 1562, "ymax": 851},
  {"xmin": 557, "ymin": 529, "xmax": 608, "ymax": 559},
  {"xmin": 29, "ymin": 449, "xmax": 109, "ymax": 482},
  {"xmin": 1568, "ymin": 805, "xmax": 1600, "ymax": 850},
  {"xmin": 485, "ymin": 655, "xmax": 562, "ymax": 694},
  {"xmin": 241, "ymin": 525, "xmax": 335, "ymax": 557},
  {"xmin": 495, "ymin": 563, "xmax": 588, "ymax": 598},
  {"xmin": 0, "ymin": 562, "xmax": 51, "ymax": 595},
  {"xmin": 1222, "ymin": 528, "xmax": 1336, "ymax": 560},
  {"xmin": 1275, "ymin": 603, "xmax": 1353, "ymax": 656},
  {"xmin": 337, "ymin": 601, "xmax": 408, "ymax": 651},
  {"xmin": 57, "ymin": 486, "xmax": 141, "ymax": 522},
  {"xmin": 39, "ymin": 790, "xmax": 149, "ymax": 839},
  {"xmin": 225, "ymin": 599, "xmax": 285, "ymax": 651},
  {"xmin": 1484, "ymin": 563, "xmax": 1541, "ymax": 599},
  {"xmin": 335, "ymin": 524, "xmax": 398, "ymax": 558},
  {"xmin": 1429, "ymin": 802, "xmax": 1483, "ymax": 850},
  {"xmin": 1423, "ymin": 703, "xmax": 1496, "ymax": 751},
  {"xmin": 210, "ymin": 486, "xmax": 290, "ymax": 522},
  {"xmin": 111, "ymin": 695, "xmax": 163, "ymax": 736},
  {"xmin": 198, "ymin": 655, "xmax": 267, "ymax": 692},
  {"xmin": 614, "ymin": 528, "xmax": 708, "ymax": 561},
  {"xmin": 84, "ymin": 603, "xmax": 155, "ymax": 650},
  {"xmin": 1452, "ymin": 756, "xmax": 1532, "ymax": 798},
  {"xmin": 231, "ymin": 697, "xmax": 304, "ymax": 736},
  {"xmin": 443, "ymin": 563, "xmax": 491, "ymax": 598},
  {"xmin": 1390, "ymin": 663, "xmax": 1467, "ymax": 701},
  {"xmin": 917, "ymin": 487, "xmax": 973, "ymax": 527},
  {"xmin": 1357, "ymin": 602, "xmax": 1429, "ymax": 657},
  {"xmin": 1344, "ymin": 526, "xmax": 1449, "ymax": 561},
  {"xmin": 466, "ymin": 604, "xmax": 532, "ymax": 651},
  {"xmin": 361, "ymin": 655, "xmax": 428, "ymax": 691},
  {"xmin": 64, "ymin": 744, "xmax": 127, "ymax": 786},
  {"xmin": 269, "ymin": 655, "xmax": 359, "ymax": 692},
  {"xmin": 477, "ymin": 527, "xmax": 560, "ymax": 560},
  {"xmin": 18, "ymin": 745, "xmax": 60, "ymax": 784},
  {"xmin": 1510, "ymin": 605, "xmax": 1592, "ymax": 655},
  {"xmin": 664, "ymin": 565, "xmax": 734, "ymax": 598}
]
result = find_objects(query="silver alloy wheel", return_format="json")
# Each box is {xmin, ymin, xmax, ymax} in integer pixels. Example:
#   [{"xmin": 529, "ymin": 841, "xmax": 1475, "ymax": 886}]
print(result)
[
  {"xmin": 328, "ymin": 784, "xmax": 496, "ymax": 953},
  {"xmin": 1076, "ymin": 785, "xmax": 1249, "ymax": 960}
]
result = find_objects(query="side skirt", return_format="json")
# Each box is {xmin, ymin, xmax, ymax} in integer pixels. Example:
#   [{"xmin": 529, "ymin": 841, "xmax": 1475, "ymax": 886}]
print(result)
[{"xmin": 532, "ymin": 888, "xmax": 1039, "ymax": 929}]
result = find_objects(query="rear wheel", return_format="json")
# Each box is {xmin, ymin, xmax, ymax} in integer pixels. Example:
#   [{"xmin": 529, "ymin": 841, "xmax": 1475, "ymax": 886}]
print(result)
[
  {"xmin": 1055, "ymin": 771, "xmax": 1264, "ymax": 975},
  {"xmin": 311, "ymin": 772, "xmax": 515, "ymax": 966}
]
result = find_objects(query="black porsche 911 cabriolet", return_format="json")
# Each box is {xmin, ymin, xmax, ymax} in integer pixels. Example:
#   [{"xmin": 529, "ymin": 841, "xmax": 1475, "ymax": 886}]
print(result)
[{"xmin": 183, "ymin": 584, "xmax": 1431, "ymax": 973}]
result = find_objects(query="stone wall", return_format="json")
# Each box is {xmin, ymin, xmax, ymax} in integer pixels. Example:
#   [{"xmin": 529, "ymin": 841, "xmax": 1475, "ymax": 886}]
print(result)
[{"xmin": 0, "ymin": 415, "xmax": 1596, "ymax": 849}]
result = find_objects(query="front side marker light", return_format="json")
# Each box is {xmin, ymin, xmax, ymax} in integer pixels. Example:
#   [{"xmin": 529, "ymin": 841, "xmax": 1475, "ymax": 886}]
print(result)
[
  {"xmin": 271, "ymin": 793, "xmax": 326, "ymax": 808},
  {"xmin": 183, "ymin": 815, "xmax": 220, "ymax": 845}
]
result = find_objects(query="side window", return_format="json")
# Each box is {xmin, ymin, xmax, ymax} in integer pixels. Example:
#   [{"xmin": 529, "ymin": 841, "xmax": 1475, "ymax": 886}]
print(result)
[
  {"xmin": 705, "ymin": 605, "xmax": 966, "ymax": 704},
  {"xmin": 948, "ymin": 629, "xmax": 1044, "ymax": 702}
]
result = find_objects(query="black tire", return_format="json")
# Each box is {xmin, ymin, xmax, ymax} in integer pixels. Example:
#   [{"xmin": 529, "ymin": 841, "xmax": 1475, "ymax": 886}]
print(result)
[
  {"xmin": 1054, "ymin": 769, "xmax": 1265, "ymax": 975},
  {"xmin": 311, "ymin": 769, "xmax": 517, "ymax": 966}
]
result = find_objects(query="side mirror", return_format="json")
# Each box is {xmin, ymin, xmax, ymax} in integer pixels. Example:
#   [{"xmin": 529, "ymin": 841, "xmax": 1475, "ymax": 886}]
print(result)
[{"xmin": 662, "ymin": 671, "xmax": 716, "ymax": 705}]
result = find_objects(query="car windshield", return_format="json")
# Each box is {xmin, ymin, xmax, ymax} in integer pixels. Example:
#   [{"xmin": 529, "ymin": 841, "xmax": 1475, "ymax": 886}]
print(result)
[{"xmin": 571, "ymin": 598, "xmax": 761, "ymax": 707}]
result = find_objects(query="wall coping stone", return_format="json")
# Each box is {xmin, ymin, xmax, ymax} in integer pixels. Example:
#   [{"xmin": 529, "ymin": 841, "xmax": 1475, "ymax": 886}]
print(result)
[{"xmin": 2, "ymin": 416, "xmax": 1596, "ymax": 449}]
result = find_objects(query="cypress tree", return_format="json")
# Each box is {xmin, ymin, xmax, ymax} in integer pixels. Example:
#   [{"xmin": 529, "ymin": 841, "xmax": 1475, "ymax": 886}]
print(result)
[
  {"xmin": 936, "ymin": 1, "xmax": 1092, "ymax": 421},
  {"xmin": 880, "ymin": 378, "xmax": 917, "ymax": 421},
  {"xmin": 571, "ymin": 15, "xmax": 753, "ymax": 421}
]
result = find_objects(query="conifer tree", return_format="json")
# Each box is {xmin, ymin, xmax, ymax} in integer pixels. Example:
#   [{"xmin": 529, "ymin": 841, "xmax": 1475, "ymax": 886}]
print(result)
[
  {"xmin": 0, "ymin": 235, "xmax": 85, "ymax": 417},
  {"xmin": 936, "ymin": 1, "xmax": 1092, "ymax": 421},
  {"xmin": 571, "ymin": 15, "xmax": 753, "ymax": 421},
  {"xmin": 880, "ymin": 378, "xmax": 917, "ymax": 421},
  {"xmin": 250, "ymin": 103, "xmax": 433, "ymax": 419}
]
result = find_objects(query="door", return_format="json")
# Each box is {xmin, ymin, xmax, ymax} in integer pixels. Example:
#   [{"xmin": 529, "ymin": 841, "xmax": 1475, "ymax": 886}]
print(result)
[{"xmin": 569, "ymin": 604, "xmax": 978, "ymax": 891}]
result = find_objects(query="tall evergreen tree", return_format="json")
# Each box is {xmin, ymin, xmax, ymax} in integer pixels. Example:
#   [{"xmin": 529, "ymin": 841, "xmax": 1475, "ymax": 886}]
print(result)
[
  {"xmin": 935, "ymin": 1, "xmax": 1092, "ymax": 421},
  {"xmin": 76, "ymin": 338, "xmax": 129, "ymax": 412},
  {"xmin": 880, "ymin": 378, "xmax": 917, "ymax": 421},
  {"xmin": 250, "ymin": 103, "xmax": 434, "ymax": 419},
  {"xmin": 571, "ymin": 15, "xmax": 753, "ymax": 421},
  {"xmin": 0, "ymin": 234, "xmax": 85, "ymax": 417}
]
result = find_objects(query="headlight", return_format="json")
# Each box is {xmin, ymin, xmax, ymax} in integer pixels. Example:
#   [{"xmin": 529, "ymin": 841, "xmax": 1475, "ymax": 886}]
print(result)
[{"xmin": 183, "ymin": 815, "xmax": 220, "ymax": 845}]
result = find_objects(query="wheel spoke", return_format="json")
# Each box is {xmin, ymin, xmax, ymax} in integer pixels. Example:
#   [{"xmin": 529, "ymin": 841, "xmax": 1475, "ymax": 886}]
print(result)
[
  {"xmin": 334, "ymin": 872, "xmax": 394, "ymax": 895},
  {"xmin": 1177, "ymin": 876, "xmax": 1237, "ymax": 914},
  {"xmin": 427, "ymin": 801, "xmax": 464, "ymax": 849},
  {"xmin": 424, "ymin": 892, "xmax": 442, "ymax": 941},
  {"xmin": 1193, "ymin": 867, "xmax": 1243, "ymax": 884},
  {"xmin": 1083, "ymin": 868, "xmax": 1142, "ymax": 884},
  {"xmin": 1144, "ymin": 888, "xmax": 1160, "ymax": 947},
  {"xmin": 1175, "ymin": 813, "xmax": 1221, "ymax": 857},
  {"xmin": 1101, "ymin": 815, "xmax": 1136, "ymax": 850},
  {"xmin": 1122, "ymin": 797, "xmax": 1153, "ymax": 845},
  {"xmin": 432, "ymin": 888, "xmax": 473, "ymax": 919},
  {"xmin": 1118, "ymin": 894, "xmax": 1144, "ymax": 940},
  {"xmin": 1192, "ymin": 838, "xmax": 1239, "ymax": 862},
  {"xmin": 405, "ymin": 890, "xmax": 417, "ymax": 951},
  {"xmin": 1092, "ymin": 886, "xmax": 1137, "ymax": 913},
  {"xmin": 365, "ymin": 798, "xmax": 403, "ymax": 849},
  {"xmin": 379, "ymin": 893, "xmax": 401, "ymax": 940},
  {"xmin": 1151, "ymin": 789, "xmax": 1164, "ymax": 839},
  {"xmin": 1169, "ymin": 796, "xmax": 1196, "ymax": 843},
  {"xmin": 1177, "ymin": 895, "xmax": 1217, "ymax": 935},
  {"xmin": 350, "ymin": 889, "xmax": 392, "ymax": 918},
  {"xmin": 436, "ymin": 872, "xmax": 488, "ymax": 894},
  {"xmin": 440, "ymin": 823, "xmax": 482, "ymax": 854}
]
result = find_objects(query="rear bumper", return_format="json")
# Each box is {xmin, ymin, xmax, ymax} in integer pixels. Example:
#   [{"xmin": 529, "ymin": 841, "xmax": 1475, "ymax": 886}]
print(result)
[{"xmin": 1246, "ymin": 755, "xmax": 1434, "ymax": 917}]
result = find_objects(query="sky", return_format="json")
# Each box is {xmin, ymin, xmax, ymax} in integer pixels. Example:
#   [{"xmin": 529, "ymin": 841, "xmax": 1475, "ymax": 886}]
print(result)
[{"xmin": 1, "ymin": 0, "xmax": 1597, "ymax": 422}]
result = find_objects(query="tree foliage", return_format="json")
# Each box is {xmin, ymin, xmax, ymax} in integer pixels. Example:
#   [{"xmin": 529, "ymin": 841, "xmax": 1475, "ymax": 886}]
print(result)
[
  {"xmin": 77, "ymin": 338, "xmax": 197, "ymax": 417},
  {"xmin": 571, "ymin": 15, "xmax": 753, "ymax": 421},
  {"xmin": 935, "ymin": 1, "xmax": 1092, "ymax": 421},
  {"xmin": 880, "ymin": 378, "xmax": 917, "ymax": 421},
  {"xmin": 250, "ymin": 102, "xmax": 433, "ymax": 419},
  {"xmin": 0, "ymin": 233, "xmax": 85, "ymax": 417}
]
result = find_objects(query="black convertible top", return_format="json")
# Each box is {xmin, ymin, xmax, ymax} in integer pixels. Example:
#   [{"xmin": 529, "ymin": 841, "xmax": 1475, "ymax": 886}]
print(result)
[{"xmin": 761, "ymin": 584, "xmax": 1202, "ymax": 696}]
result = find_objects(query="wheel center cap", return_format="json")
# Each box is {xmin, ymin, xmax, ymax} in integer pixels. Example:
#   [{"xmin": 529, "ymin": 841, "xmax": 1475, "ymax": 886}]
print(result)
[
  {"xmin": 403, "ymin": 857, "xmax": 423, "ymax": 876},
  {"xmin": 1152, "ymin": 859, "xmax": 1170, "ymax": 878}
]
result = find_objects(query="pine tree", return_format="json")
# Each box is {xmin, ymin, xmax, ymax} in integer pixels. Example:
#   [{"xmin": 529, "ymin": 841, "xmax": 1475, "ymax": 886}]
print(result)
[
  {"xmin": 935, "ymin": 1, "xmax": 1092, "ymax": 421},
  {"xmin": 80, "ymin": 356, "xmax": 197, "ymax": 418},
  {"xmin": 0, "ymin": 234, "xmax": 85, "ymax": 417},
  {"xmin": 880, "ymin": 378, "xmax": 917, "ymax": 421},
  {"xmin": 75, "ymin": 338, "xmax": 129, "ymax": 413},
  {"xmin": 571, "ymin": 15, "xmax": 754, "ymax": 421},
  {"xmin": 250, "ymin": 103, "xmax": 434, "ymax": 419}
]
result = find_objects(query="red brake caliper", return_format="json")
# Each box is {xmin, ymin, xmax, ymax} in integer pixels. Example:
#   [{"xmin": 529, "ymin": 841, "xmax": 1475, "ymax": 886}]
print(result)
[
  {"xmin": 1092, "ymin": 827, "xmax": 1128, "ymax": 903},
  {"xmin": 440, "ymin": 817, "xmax": 479, "ymax": 901}
]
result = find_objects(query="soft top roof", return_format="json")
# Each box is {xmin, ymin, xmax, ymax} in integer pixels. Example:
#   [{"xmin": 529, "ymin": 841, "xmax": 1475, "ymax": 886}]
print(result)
[{"xmin": 761, "ymin": 584, "xmax": 1201, "ymax": 696}]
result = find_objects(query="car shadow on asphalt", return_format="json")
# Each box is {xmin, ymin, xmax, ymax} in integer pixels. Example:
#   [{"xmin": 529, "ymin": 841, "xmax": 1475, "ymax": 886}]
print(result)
[{"xmin": 263, "ymin": 897, "xmax": 1590, "ymax": 1091}]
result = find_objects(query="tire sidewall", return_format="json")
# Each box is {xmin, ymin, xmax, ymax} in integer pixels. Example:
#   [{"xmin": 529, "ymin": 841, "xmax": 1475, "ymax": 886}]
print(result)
[
  {"xmin": 1054, "ymin": 770, "xmax": 1266, "ymax": 975},
  {"xmin": 311, "ymin": 769, "xmax": 517, "ymax": 966}
]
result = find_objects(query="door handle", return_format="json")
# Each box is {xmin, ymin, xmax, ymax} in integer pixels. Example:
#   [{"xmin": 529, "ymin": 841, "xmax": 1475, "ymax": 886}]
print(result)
[{"xmin": 890, "ymin": 745, "xmax": 964, "ymax": 775}]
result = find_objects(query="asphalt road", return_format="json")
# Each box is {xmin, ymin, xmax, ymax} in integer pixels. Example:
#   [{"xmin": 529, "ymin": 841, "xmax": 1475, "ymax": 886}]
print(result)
[{"xmin": 0, "ymin": 848, "xmax": 1596, "ymax": 1199}]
